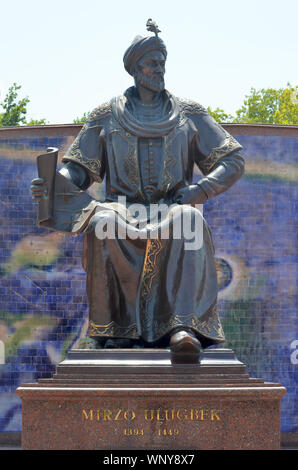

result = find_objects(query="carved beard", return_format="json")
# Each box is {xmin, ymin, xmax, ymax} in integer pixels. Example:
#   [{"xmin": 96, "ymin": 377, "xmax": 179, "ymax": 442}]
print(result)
[{"xmin": 134, "ymin": 70, "xmax": 165, "ymax": 93}]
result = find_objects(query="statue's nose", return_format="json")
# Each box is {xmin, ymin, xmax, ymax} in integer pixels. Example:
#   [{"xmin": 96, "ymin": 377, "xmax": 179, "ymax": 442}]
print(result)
[
  {"xmin": 154, "ymin": 67, "xmax": 164, "ymax": 77},
  {"xmin": 154, "ymin": 63, "xmax": 164, "ymax": 73}
]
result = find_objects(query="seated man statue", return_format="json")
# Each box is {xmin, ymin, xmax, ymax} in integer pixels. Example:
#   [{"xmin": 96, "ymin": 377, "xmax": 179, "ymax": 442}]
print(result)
[{"xmin": 31, "ymin": 20, "xmax": 244, "ymax": 363}]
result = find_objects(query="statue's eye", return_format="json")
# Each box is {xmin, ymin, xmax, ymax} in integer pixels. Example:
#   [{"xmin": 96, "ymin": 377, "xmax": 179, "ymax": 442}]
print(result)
[{"xmin": 141, "ymin": 60, "xmax": 152, "ymax": 68}]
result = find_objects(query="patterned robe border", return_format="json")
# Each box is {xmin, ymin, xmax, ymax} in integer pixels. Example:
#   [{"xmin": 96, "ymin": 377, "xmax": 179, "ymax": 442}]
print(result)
[{"xmin": 88, "ymin": 320, "xmax": 139, "ymax": 338}]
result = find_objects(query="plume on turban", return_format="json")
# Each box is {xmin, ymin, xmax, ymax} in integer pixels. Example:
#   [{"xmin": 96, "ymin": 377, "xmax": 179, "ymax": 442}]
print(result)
[{"xmin": 123, "ymin": 35, "xmax": 167, "ymax": 76}]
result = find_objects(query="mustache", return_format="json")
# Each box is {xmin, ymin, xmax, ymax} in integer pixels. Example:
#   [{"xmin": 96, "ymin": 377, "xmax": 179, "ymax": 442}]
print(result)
[{"xmin": 153, "ymin": 72, "xmax": 164, "ymax": 78}]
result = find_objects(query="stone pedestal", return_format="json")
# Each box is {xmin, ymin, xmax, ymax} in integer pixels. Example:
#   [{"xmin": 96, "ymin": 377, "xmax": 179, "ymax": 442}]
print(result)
[{"xmin": 16, "ymin": 349, "xmax": 286, "ymax": 450}]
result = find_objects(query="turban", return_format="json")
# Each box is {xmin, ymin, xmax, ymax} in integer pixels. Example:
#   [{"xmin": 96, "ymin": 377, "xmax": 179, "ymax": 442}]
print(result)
[{"xmin": 123, "ymin": 35, "xmax": 167, "ymax": 76}]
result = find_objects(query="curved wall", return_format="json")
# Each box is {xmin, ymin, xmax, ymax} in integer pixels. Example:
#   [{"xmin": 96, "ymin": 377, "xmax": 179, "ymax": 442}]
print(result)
[{"xmin": 0, "ymin": 123, "xmax": 297, "ymax": 435}]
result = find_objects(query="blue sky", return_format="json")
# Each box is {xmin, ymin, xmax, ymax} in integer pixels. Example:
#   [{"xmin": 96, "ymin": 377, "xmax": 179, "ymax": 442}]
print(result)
[{"xmin": 1, "ymin": 0, "xmax": 297, "ymax": 123}]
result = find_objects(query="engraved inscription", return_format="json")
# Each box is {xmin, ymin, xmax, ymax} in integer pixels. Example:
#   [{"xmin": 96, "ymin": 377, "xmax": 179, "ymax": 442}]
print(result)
[
  {"xmin": 124, "ymin": 428, "xmax": 144, "ymax": 436},
  {"xmin": 157, "ymin": 428, "xmax": 180, "ymax": 436},
  {"xmin": 82, "ymin": 408, "xmax": 222, "ymax": 422},
  {"xmin": 82, "ymin": 409, "xmax": 136, "ymax": 421},
  {"xmin": 144, "ymin": 408, "xmax": 221, "ymax": 421}
]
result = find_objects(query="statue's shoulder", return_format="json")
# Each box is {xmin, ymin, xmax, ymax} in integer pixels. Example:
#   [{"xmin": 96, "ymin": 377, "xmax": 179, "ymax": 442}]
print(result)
[
  {"xmin": 176, "ymin": 97, "xmax": 209, "ymax": 117},
  {"xmin": 88, "ymin": 101, "xmax": 112, "ymax": 122}
]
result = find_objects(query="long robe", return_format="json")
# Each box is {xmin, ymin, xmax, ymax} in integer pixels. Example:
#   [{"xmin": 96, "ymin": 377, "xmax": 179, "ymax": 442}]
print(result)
[{"xmin": 52, "ymin": 87, "xmax": 244, "ymax": 347}]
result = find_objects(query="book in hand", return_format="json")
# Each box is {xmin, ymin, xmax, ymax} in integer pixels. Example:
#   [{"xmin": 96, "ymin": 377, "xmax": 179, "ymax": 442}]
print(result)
[
  {"xmin": 37, "ymin": 147, "xmax": 58, "ymax": 223},
  {"xmin": 36, "ymin": 147, "xmax": 95, "ymax": 234}
]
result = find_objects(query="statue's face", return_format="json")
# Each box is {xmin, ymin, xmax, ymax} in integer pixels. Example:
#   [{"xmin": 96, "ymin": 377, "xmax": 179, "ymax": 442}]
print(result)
[{"xmin": 134, "ymin": 50, "xmax": 166, "ymax": 92}]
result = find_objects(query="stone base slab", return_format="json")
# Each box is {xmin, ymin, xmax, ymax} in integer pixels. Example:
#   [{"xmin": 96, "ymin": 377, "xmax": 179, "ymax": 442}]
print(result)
[{"xmin": 16, "ymin": 349, "xmax": 286, "ymax": 450}]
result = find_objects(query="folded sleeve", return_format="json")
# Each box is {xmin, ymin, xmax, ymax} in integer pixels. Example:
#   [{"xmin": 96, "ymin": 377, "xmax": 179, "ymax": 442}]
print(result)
[
  {"xmin": 197, "ymin": 152, "xmax": 245, "ymax": 199},
  {"xmin": 183, "ymin": 102, "xmax": 245, "ymax": 198},
  {"xmin": 62, "ymin": 102, "xmax": 111, "ymax": 183},
  {"xmin": 187, "ymin": 107, "xmax": 243, "ymax": 176}
]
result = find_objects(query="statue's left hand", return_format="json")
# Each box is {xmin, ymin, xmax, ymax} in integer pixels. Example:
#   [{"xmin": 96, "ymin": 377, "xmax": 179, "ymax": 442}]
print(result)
[
  {"xmin": 172, "ymin": 185, "xmax": 207, "ymax": 206},
  {"xmin": 30, "ymin": 177, "xmax": 47, "ymax": 202}
]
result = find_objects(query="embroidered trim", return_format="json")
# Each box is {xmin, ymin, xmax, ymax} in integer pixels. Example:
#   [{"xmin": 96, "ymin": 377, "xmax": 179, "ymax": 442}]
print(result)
[
  {"xmin": 161, "ymin": 130, "xmax": 177, "ymax": 193},
  {"xmin": 150, "ymin": 304, "xmax": 225, "ymax": 342},
  {"xmin": 122, "ymin": 131, "xmax": 142, "ymax": 197},
  {"xmin": 199, "ymin": 132, "xmax": 242, "ymax": 175},
  {"xmin": 177, "ymin": 98, "xmax": 209, "ymax": 116},
  {"xmin": 88, "ymin": 320, "xmax": 138, "ymax": 338},
  {"xmin": 195, "ymin": 302, "xmax": 225, "ymax": 340},
  {"xmin": 140, "ymin": 237, "xmax": 163, "ymax": 299},
  {"xmin": 67, "ymin": 151, "xmax": 101, "ymax": 174},
  {"xmin": 139, "ymin": 237, "xmax": 163, "ymax": 328},
  {"xmin": 88, "ymin": 102, "xmax": 112, "ymax": 122},
  {"xmin": 63, "ymin": 124, "xmax": 102, "ymax": 176}
]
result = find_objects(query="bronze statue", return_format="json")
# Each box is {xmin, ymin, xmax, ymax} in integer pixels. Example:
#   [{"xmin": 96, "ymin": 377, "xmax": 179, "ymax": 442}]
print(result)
[{"xmin": 31, "ymin": 20, "xmax": 244, "ymax": 363}]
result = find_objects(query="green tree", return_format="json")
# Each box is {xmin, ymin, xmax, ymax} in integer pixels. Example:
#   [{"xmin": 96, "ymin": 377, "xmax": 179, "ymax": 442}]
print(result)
[
  {"xmin": 207, "ymin": 106, "xmax": 233, "ymax": 123},
  {"xmin": 273, "ymin": 87, "xmax": 298, "ymax": 125},
  {"xmin": 234, "ymin": 84, "xmax": 298, "ymax": 125},
  {"xmin": 26, "ymin": 118, "xmax": 49, "ymax": 126},
  {"xmin": 0, "ymin": 83, "xmax": 29, "ymax": 126},
  {"xmin": 0, "ymin": 83, "xmax": 48, "ymax": 126},
  {"xmin": 73, "ymin": 112, "xmax": 90, "ymax": 124}
]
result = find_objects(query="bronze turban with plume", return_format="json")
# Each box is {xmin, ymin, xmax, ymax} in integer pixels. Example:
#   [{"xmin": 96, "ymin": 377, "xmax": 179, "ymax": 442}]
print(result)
[{"xmin": 123, "ymin": 34, "xmax": 167, "ymax": 76}]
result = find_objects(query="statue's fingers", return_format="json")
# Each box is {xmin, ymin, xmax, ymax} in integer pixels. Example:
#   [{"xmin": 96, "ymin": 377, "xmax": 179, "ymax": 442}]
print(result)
[
  {"xmin": 31, "ymin": 188, "xmax": 45, "ymax": 197},
  {"xmin": 31, "ymin": 178, "xmax": 45, "ymax": 185},
  {"xmin": 31, "ymin": 185, "xmax": 44, "ymax": 191},
  {"xmin": 32, "ymin": 195, "xmax": 42, "ymax": 201},
  {"xmin": 173, "ymin": 193, "xmax": 184, "ymax": 204}
]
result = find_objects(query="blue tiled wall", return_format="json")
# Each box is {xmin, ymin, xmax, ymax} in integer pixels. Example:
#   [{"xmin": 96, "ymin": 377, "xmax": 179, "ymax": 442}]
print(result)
[{"xmin": 0, "ymin": 128, "xmax": 297, "ymax": 434}]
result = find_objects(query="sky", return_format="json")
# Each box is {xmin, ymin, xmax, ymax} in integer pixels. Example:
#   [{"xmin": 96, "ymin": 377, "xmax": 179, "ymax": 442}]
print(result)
[{"xmin": 1, "ymin": 0, "xmax": 297, "ymax": 124}]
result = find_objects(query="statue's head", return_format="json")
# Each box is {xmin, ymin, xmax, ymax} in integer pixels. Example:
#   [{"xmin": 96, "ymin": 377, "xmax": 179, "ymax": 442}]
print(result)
[{"xmin": 123, "ymin": 21, "xmax": 167, "ymax": 93}]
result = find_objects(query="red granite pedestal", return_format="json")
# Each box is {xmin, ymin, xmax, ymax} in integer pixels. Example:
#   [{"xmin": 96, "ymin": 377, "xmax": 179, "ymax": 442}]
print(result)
[{"xmin": 16, "ymin": 349, "xmax": 286, "ymax": 450}]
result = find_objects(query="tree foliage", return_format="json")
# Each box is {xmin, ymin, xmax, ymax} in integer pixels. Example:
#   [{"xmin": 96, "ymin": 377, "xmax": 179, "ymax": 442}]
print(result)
[
  {"xmin": 233, "ymin": 84, "xmax": 298, "ymax": 125},
  {"xmin": 69, "ymin": 85, "xmax": 298, "ymax": 125},
  {"xmin": 208, "ymin": 85, "xmax": 298, "ymax": 124},
  {"xmin": 273, "ymin": 86, "xmax": 298, "ymax": 125},
  {"xmin": 0, "ymin": 83, "xmax": 29, "ymax": 126},
  {"xmin": 26, "ymin": 118, "xmax": 49, "ymax": 126},
  {"xmin": 1, "ymin": 83, "xmax": 297, "ymax": 126},
  {"xmin": 73, "ymin": 112, "xmax": 90, "ymax": 124},
  {"xmin": 207, "ymin": 106, "xmax": 234, "ymax": 123},
  {"xmin": 0, "ymin": 83, "xmax": 47, "ymax": 126}
]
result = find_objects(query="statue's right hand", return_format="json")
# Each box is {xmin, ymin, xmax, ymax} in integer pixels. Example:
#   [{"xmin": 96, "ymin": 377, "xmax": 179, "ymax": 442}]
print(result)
[{"xmin": 30, "ymin": 178, "xmax": 47, "ymax": 201}]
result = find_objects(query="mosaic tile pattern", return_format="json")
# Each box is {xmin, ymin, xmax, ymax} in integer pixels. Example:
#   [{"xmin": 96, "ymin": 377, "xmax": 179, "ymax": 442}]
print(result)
[{"xmin": 0, "ymin": 129, "xmax": 297, "ymax": 433}]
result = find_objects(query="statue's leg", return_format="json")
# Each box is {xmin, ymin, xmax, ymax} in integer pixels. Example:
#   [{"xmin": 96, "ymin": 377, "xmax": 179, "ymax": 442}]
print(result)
[
  {"xmin": 137, "ymin": 204, "xmax": 224, "ymax": 360},
  {"xmin": 83, "ymin": 209, "xmax": 146, "ymax": 348}
]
